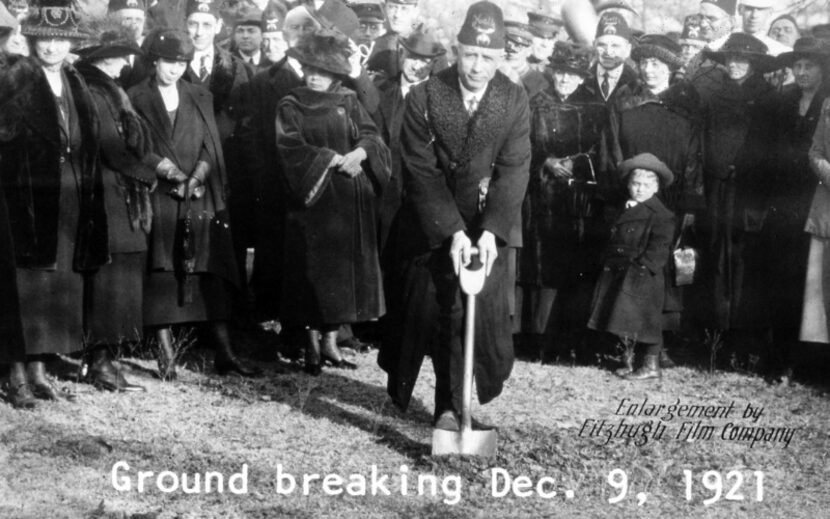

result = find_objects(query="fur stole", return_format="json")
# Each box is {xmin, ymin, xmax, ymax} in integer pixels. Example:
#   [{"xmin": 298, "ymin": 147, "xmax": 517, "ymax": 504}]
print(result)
[
  {"xmin": 425, "ymin": 68, "xmax": 514, "ymax": 166},
  {"xmin": 0, "ymin": 55, "xmax": 41, "ymax": 141},
  {"xmin": 77, "ymin": 62, "xmax": 151, "ymax": 160}
]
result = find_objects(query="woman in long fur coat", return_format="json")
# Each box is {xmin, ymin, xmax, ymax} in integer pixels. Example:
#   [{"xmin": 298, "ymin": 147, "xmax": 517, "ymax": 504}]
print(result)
[
  {"xmin": 276, "ymin": 30, "xmax": 390, "ymax": 375},
  {"xmin": 0, "ymin": 1, "xmax": 108, "ymax": 405}
]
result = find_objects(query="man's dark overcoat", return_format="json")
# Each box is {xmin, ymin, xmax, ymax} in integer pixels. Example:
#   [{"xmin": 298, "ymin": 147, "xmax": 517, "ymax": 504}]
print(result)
[
  {"xmin": 373, "ymin": 76, "xmax": 407, "ymax": 257},
  {"xmin": 584, "ymin": 63, "xmax": 639, "ymax": 106},
  {"xmin": 588, "ymin": 196, "xmax": 675, "ymax": 344},
  {"xmin": 237, "ymin": 59, "xmax": 303, "ymax": 319},
  {"xmin": 275, "ymin": 84, "xmax": 391, "ymax": 327},
  {"xmin": 379, "ymin": 67, "xmax": 530, "ymax": 413}
]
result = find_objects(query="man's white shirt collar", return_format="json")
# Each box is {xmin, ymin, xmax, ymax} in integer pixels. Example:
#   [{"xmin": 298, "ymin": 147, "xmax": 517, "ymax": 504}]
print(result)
[{"xmin": 192, "ymin": 47, "xmax": 215, "ymax": 75}]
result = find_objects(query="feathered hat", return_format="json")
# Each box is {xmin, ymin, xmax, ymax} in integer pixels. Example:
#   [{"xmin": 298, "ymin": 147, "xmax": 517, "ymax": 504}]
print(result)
[
  {"xmin": 76, "ymin": 17, "xmax": 142, "ymax": 62},
  {"xmin": 286, "ymin": 28, "xmax": 352, "ymax": 76}
]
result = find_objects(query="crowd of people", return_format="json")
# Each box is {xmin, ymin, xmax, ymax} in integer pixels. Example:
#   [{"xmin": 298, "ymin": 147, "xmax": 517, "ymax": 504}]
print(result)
[{"xmin": 0, "ymin": 0, "xmax": 827, "ymax": 430}]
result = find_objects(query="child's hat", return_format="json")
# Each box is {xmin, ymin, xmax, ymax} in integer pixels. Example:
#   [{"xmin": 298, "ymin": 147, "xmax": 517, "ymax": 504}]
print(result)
[{"xmin": 618, "ymin": 153, "xmax": 674, "ymax": 186}]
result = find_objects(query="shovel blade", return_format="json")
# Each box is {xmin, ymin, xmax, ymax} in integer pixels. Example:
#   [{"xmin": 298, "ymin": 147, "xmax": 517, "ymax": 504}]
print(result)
[{"xmin": 431, "ymin": 428, "xmax": 498, "ymax": 457}]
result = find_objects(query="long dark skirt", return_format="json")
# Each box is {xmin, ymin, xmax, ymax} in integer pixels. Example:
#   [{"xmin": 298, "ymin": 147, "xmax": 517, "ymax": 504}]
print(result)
[
  {"xmin": 85, "ymin": 252, "xmax": 146, "ymax": 343},
  {"xmin": 143, "ymin": 271, "xmax": 231, "ymax": 326},
  {"xmin": 16, "ymin": 161, "xmax": 83, "ymax": 355}
]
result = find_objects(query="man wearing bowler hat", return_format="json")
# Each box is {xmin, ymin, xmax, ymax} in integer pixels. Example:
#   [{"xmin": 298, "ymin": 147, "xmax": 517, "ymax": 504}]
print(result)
[{"xmin": 380, "ymin": 1, "xmax": 530, "ymax": 431}]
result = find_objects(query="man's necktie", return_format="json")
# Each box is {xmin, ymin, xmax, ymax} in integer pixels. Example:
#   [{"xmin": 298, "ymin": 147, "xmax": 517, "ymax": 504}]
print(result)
[
  {"xmin": 466, "ymin": 97, "xmax": 478, "ymax": 115},
  {"xmin": 199, "ymin": 55, "xmax": 209, "ymax": 81},
  {"xmin": 625, "ymin": 200, "xmax": 638, "ymax": 209},
  {"xmin": 601, "ymin": 72, "xmax": 610, "ymax": 99}
]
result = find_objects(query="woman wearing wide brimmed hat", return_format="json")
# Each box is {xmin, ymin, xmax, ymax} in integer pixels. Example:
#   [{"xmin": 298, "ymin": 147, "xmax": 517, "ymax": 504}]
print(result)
[
  {"xmin": 128, "ymin": 29, "xmax": 261, "ymax": 380},
  {"xmin": 74, "ymin": 21, "xmax": 154, "ymax": 392},
  {"xmin": 0, "ymin": 0, "xmax": 109, "ymax": 406},
  {"xmin": 515, "ymin": 40, "xmax": 608, "ymax": 361},
  {"xmin": 699, "ymin": 32, "xmax": 786, "ymax": 369},
  {"xmin": 276, "ymin": 29, "xmax": 391, "ymax": 375}
]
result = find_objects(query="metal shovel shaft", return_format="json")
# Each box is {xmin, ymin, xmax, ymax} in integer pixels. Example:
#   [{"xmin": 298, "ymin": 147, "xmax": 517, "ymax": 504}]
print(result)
[{"xmin": 461, "ymin": 291, "xmax": 475, "ymax": 433}]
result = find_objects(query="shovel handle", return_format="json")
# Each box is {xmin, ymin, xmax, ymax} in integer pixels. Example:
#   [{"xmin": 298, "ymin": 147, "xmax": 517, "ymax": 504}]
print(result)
[{"xmin": 461, "ymin": 286, "xmax": 476, "ymax": 433}]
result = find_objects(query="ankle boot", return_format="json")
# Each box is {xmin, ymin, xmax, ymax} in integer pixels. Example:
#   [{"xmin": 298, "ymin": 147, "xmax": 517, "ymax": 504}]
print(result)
[
  {"xmin": 87, "ymin": 345, "xmax": 146, "ymax": 392},
  {"xmin": 157, "ymin": 328, "xmax": 178, "ymax": 381},
  {"xmin": 321, "ymin": 330, "xmax": 357, "ymax": 370},
  {"xmin": 305, "ymin": 329, "xmax": 322, "ymax": 376},
  {"xmin": 28, "ymin": 358, "xmax": 76, "ymax": 401},
  {"xmin": 625, "ymin": 354, "xmax": 662, "ymax": 380},
  {"xmin": 6, "ymin": 362, "xmax": 36, "ymax": 409},
  {"xmin": 212, "ymin": 321, "xmax": 262, "ymax": 377},
  {"xmin": 615, "ymin": 348, "xmax": 635, "ymax": 377},
  {"xmin": 659, "ymin": 349, "xmax": 676, "ymax": 368}
]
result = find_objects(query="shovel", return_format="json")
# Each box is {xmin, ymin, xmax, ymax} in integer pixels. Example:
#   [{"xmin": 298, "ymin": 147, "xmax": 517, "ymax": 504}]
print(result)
[{"xmin": 432, "ymin": 248, "xmax": 498, "ymax": 456}]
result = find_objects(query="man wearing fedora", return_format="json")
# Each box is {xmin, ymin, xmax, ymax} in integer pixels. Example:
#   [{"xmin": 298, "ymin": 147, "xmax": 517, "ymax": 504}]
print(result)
[
  {"xmin": 588, "ymin": 12, "xmax": 639, "ymax": 106},
  {"xmin": 381, "ymin": 1, "xmax": 530, "ymax": 430},
  {"xmin": 366, "ymin": 0, "xmax": 447, "ymax": 80},
  {"xmin": 373, "ymin": 27, "xmax": 446, "ymax": 256}
]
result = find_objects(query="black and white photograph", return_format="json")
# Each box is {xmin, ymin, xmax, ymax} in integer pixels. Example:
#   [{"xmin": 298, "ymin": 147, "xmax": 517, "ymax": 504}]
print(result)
[{"xmin": 0, "ymin": 0, "xmax": 828, "ymax": 517}]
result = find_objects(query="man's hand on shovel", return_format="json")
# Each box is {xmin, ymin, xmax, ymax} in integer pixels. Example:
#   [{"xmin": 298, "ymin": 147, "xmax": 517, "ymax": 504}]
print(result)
[
  {"xmin": 476, "ymin": 231, "xmax": 498, "ymax": 276},
  {"xmin": 450, "ymin": 230, "xmax": 497, "ymax": 276}
]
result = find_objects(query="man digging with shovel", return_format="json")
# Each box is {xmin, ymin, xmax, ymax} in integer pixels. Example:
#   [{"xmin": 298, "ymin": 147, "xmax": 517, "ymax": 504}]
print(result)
[{"xmin": 379, "ymin": 1, "xmax": 530, "ymax": 454}]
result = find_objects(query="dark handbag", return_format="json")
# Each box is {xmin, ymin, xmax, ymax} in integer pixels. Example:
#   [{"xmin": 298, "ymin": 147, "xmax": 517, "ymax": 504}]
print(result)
[
  {"xmin": 174, "ymin": 184, "xmax": 196, "ymax": 305},
  {"xmin": 672, "ymin": 215, "xmax": 698, "ymax": 287}
]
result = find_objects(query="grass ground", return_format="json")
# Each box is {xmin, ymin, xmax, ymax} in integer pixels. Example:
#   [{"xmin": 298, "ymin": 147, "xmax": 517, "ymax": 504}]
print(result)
[{"xmin": 0, "ymin": 331, "xmax": 828, "ymax": 519}]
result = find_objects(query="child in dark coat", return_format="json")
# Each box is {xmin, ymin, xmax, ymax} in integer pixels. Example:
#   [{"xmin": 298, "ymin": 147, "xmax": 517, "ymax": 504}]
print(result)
[{"xmin": 588, "ymin": 153, "xmax": 676, "ymax": 380}]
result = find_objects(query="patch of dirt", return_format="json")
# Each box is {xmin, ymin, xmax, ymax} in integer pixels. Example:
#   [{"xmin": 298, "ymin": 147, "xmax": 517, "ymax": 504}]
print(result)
[{"xmin": 1, "ymin": 343, "xmax": 828, "ymax": 518}]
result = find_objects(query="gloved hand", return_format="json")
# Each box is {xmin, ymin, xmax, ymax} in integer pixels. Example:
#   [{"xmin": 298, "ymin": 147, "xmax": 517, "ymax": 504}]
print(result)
[
  {"xmin": 339, "ymin": 147, "xmax": 367, "ymax": 178},
  {"xmin": 543, "ymin": 157, "xmax": 574, "ymax": 180},
  {"xmin": 156, "ymin": 158, "xmax": 187, "ymax": 183},
  {"xmin": 168, "ymin": 179, "xmax": 204, "ymax": 200}
]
